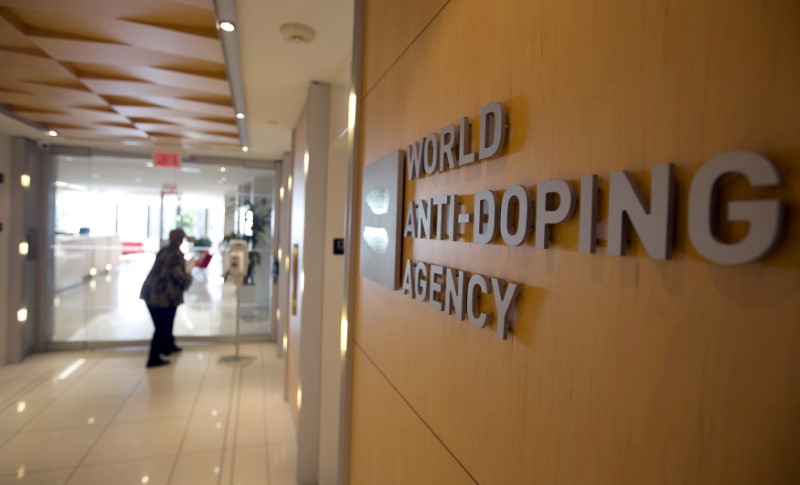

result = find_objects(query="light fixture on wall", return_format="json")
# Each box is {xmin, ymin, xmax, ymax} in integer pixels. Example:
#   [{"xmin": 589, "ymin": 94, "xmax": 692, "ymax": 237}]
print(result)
[
  {"xmin": 279, "ymin": 186, "xmax": 284, "ymax": 200},
  {"xmin": 303, "ymin": 151, "xmax": 309, "ymax": 176},
  {"xmin": 296, "ymin": 385, "xmax": 302, "ymax": 410},
  {"xmin": 219, "ymin": 21, "xmax": 235, "ymax": 32},
  {"xmin": 241, "ymin": 146, "xmax": 249, "ymax": 153},
  {"xmin": 18, "ymin": 242, "xmax": 28, "ymax": 256},
  {"xmin": 17, "ymin": 308, "xmax": 27, "ymax": 323},
  {"xmin": 235, "ymin": 112, "xmax": 245, "ymax": 120},
  {"xmin": 348, "ymin": 92, "xmax": 357, "ymax": 130},
  {"xmin": 340, "ymin": 313, "xmax": 348, "ymax": 357},
  {"xmin": 20, "ymin": 174, "xmax": 30, "ymax": 188},
  {"xmin": 288, "ymin": 176, "xmax": 293, "ymax": 191},
  {"xmin": 46, "ymin": 130, "xmax": 58, "ymax": 137},
  {"xmin": 280, "ymin": 23, "xmax": 316, "ymax": 44}
]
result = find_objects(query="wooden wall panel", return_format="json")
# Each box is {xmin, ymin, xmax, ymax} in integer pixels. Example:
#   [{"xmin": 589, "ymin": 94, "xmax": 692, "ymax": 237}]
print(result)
[
  {"xmin": 362, "ymin": 0, "xmax": 449, "ymax": 95},
  {"xmin": 352, "ymin": 0, "xmax": 800, "ymax": 483},
  {"xmin": 349, "ymin": 347, "xmax": 477, "ymax": 484}
]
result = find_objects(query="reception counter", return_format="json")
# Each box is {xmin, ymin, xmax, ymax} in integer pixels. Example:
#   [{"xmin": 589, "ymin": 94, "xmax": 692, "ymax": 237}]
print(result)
[{"xmin": 54, "ymin": 235, "xmax": 121, "ymax": 292}]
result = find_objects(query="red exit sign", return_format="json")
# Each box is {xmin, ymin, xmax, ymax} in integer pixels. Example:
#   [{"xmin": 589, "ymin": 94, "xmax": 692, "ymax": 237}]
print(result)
[{"xmin": 153, "ymin": 152, "xmax": 181, "ymax": 168}]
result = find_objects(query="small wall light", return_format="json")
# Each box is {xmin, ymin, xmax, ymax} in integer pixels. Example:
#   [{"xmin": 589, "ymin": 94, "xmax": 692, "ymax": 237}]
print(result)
[
  {"xmin": 18, "ymin": 242, "xmax": 29, "ymax": 256},
  {"xmin": 20, "ymin": 174, "xmax": 30, "ymax": 188}
]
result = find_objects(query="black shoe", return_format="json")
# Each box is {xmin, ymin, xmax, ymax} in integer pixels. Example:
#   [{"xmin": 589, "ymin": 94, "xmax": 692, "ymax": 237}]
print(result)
[
  {"xmin": 146, "ymin": 358, "xmax": 169, "ymax": 368},
  {"xmin": 163, "ymin": 346, "xmax": 182, "ymax": 356}
]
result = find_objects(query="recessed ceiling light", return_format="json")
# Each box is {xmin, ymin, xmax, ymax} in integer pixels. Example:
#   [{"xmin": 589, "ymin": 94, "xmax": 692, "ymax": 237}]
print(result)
[
  {"xmin": 219, "ymin": 21, "xmax": 235, "ymax": 32},
  {"xmin": 242, "ymin": 146, "xmax": 249, "ymax": 153},
  {"xmin": 220, "ymin": 167, "xmax": 227, "ymax": 173},
  {"xmin": 47, "ymin": 130, "xmax": 58, "ymax": 137},
  {"xmin": 235, "ymin": 112, "xmax": 245, "ymax": 120}
]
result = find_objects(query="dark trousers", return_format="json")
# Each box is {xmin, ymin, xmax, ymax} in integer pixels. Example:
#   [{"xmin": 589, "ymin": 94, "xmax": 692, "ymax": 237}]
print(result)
[{"xmin": 147, "ymin": 305, "xmax": 177, "ymax": 362}]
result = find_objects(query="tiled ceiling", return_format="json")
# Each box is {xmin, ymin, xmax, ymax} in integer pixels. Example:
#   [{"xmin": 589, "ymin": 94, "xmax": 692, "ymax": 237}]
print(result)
[{"xmin": 0, "ymin": 0, "xmax": 240, "ymax": 150}]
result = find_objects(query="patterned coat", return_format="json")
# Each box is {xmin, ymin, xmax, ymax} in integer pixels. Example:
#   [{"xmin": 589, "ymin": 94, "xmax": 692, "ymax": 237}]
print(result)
[{"xmin": 139, "ymin": 245, "xmax": 193, "ymax": 307}]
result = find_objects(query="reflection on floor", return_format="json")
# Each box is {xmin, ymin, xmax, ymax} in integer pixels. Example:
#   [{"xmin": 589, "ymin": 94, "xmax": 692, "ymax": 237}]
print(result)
[
  {"xmin": 53, "ymin": 254, "xmax": 271, "ymax": 342},
  {"xmin": 0, "ymin": 343, "xmax": 296, "ymax": 485}
]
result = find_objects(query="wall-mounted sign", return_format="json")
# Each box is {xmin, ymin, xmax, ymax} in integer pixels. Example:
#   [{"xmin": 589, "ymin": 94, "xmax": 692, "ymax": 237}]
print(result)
[
  {"xmin": 153, "ymin": 152, "xmax": 181, "ymax": 168},
  {"xmin": 359, "ymin": 100, "xmax": 787, "ymax": 340},
  {"xmin": 359, "ymin": 150, "xmax": 404, "ymax": 289}
]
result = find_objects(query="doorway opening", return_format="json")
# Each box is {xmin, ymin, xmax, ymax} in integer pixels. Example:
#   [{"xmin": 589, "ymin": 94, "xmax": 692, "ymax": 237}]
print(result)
[{"xmin": 50, "ymin": 153, "xmax": 276, "ymax": 346}]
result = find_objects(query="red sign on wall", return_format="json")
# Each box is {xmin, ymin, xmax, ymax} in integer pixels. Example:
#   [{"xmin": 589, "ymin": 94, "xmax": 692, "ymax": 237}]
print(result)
[{"xmin": 153, "ymin": 152, "xmax": 181, "ymax": 168}]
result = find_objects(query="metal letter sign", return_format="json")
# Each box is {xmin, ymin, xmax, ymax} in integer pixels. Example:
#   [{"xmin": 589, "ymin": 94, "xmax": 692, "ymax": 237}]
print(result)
[{"xmin": 367, "ymin": 96, "xmax": 788, "ymax": 342}]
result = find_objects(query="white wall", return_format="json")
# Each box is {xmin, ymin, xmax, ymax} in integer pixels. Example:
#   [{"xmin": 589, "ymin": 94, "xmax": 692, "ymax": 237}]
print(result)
[
  {"xmin": 292, "ymin": 82, "xmax": 331, "ymax": 484},
  {"xmin": 276, "ymin": 152, "xmax": 292, "ymax": 358},
  {"xmin": 0, "ymin": 134, "xmax": 11, "ymax": 365},
  {"xmin": 317, "ymin": 84, "xmax": 350, "ymax": 484}
]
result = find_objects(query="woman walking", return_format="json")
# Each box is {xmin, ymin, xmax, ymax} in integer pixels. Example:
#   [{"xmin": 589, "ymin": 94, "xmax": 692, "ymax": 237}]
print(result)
[{"xmin": 140, "ymin": 228, "xmax": 193, "ymax": 368}]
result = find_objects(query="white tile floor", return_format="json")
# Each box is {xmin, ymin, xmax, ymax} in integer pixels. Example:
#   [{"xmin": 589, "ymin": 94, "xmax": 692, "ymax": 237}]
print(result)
[{"xmin": 0, "ymin": 343, "xmax": 297, "ymax": 485}]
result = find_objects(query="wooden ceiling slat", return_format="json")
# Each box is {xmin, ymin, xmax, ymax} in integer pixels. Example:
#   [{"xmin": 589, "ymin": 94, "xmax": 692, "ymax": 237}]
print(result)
[
  {"xmin": 159, "ymin": 117, "xmax": 237, "ymax": 132},
  {"xmin": 81, "ymin": 79, "xmax": 231, "ymax": 100},
  {"xmin": 16, "ymin": 110, "xmax": 131, "ymax": 124},
  {"xmin": 0, "ymin": 1, "xmax": 214, "ymax": 26},
  {"xmin": 138, "ymin": 96, "xmax": 235, "ymax": 117},
  {"xmin": 0, "ymin": 0, "xmax": 240, "ymax": 149},
  {"xmin": 134, "ymin": 123, "xmax": 236, "ymax": 136},
  {"xmin": 56, "ymin": 126, "xmax": 149, "ymax": 138},
  {"xmin": 0, "ymin": 92, "xmax": 109, "ymax": 109},
  {"xmin": 108, "ymin": 66, "xmax": 230, "ymax": 95},
  {"xmin": 29, "ymin": 37, "xmax": 213, "ymax": 67},
  {"xmin": 0, "ymin": 49, "xmax": 74, "ymax": 75}
]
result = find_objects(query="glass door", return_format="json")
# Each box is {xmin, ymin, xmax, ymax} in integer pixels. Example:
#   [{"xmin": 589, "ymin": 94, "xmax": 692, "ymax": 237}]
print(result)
[{"xmin": 50, "ymin": 153, "xmax": 276, "ymax": 346}]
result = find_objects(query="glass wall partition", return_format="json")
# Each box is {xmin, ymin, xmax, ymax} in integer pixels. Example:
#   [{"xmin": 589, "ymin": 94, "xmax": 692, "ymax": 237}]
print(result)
[{"xmin": 50, "ymin": 153, "xmax": 276, "ymax": 346}]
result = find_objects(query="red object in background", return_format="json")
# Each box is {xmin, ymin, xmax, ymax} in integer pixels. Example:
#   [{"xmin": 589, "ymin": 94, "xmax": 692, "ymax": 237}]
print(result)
[
  {"xmin": 194, "ymin": 251, "xmax": 213, "ymax": 269},
  {"xmin": 121, "ymin": 242, "xmax": 144, "ymax": 255},
  {"xmin": 152, "ymin": 152, "xmax": 181, "ymax": 168}
]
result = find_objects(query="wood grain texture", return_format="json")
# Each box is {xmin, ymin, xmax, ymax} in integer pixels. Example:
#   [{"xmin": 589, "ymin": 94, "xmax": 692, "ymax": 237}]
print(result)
[
  {"xmin": 352, "ymin": 0, "xmax": 800, "ymax": 483},
  {"xmin": 349, "ymin": 346, "xmax": 478, "ymax": 484},
  {"xmin": 362, "ymin": 0, "xmax": 449, "ymax": 95}
]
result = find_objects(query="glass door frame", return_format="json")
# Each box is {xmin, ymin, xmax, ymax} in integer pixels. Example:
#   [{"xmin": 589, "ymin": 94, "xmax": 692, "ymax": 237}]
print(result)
[{"xmin": 41, "ymin": 144, "xmax": 280, "ymax": 351}]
